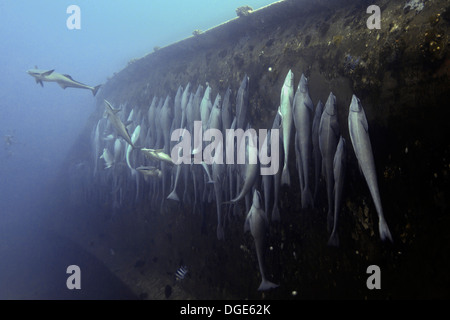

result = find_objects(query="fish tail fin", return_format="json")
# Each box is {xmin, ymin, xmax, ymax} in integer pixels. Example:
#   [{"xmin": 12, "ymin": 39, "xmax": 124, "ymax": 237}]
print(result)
[
  {"xmin": 217, "ymin": 225, "xmax": 224, "ymax": 240},
  {"xmin": 92, "ymin": 85, "xmax": 101, "ymax": 96},
  {"xmin": 281, "ymin": 165, "xmax": 290, "ymax": 186},
  {"xmin": 167, "ymin": 190, "xmax": 180, "ymax": 201},
  {"xmin": 271, "ymin": 205, "xmax": 280, "ymax": 222},
  {"xmin": 327, "ymin": 231, "xmax": 339, "ymax": 247},
  {"xmin": 301, "ymin": 188, "xmax": 314, "ymax": 209},
  {"xmin": 379, "ymin": 218, "xmax": 393, "ymax": 243},
  {"xmin": 258, "ymin": 279, "xmax": 279, "ymax": 291}
]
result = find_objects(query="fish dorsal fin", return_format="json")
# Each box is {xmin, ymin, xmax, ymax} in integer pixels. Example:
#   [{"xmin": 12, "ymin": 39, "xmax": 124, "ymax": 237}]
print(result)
[
  {"xmin": 43, "ymin": 69, "xmax": 54, "ymax": 76},
  {"xmin": 63, "ymin": 74, "xmax": 74, "ymax": 80}
]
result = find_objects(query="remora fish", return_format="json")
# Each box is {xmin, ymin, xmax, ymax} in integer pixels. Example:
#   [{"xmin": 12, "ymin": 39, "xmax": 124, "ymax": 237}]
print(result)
[
  {"xmin": 126, "ymin": 125, "xmax": 141, "ymax": 170},
  {"xmin": 236, "ymin": 75, "xmax": 249, "ymax": 130},
  {"xmin": 174, "ymin": 86, "xmax": 183, "ymax": 130},
  {"xmin": 228, "ymin": 129, "xmax": 259, "ymax": 204},
  {"xmin": 280, "ymin": 70, "xmax": 294, "ymax": 186},
  {"xmin": 147, "ymin": 96, "xmax": 158, "ymax": 147},
  {"xmin": 92, "ymin": 118, "xmax": 107, "ymax": 177},
  {"xmin": 328, "ymin": 136, "xmax": 346, "ymax": 247},
  {"xmin": 207, "ymin": 93, "xmax": 222, "ymax": 132},
  {"xmin": 160, "ymin": 95, "xmax": 173, "ymax": 153},
  {"xmin": 261, "ymin": 130, "xmax": 273, "ymax": 217},
  {"xmin": 104, "ymin": 100, "xmax": 137, "ymax": 148},
  {"xmin": 244, "ymin": 190, "xmax": 279, "ymax": 291},
  {"xmin": 167, "ymin": 128, "xmax": 189, "ymax": 201},
  {"xmin": 271, "ymin": 109, "xmax": 283, "ymax": 221},
  {"xmin": 100, "ymin": 148, "xmax": 114, "ymax": 169},
  {"xmin": 180, "ymin": 83, "xmax": 191, "ymax": 129},
  {"xmin": 212, "ymin": 140, "xmax": 226, "ymax": 240},
  {"xmin": 114, "ymin": 138, "xmax": 124, "ymax": 164},
  {"xmin": 318, "ymin": 92, "xmax": 340, "ymax": 232},
  {"xmin": 141, "ymin": 148, "xmax": 174, "ymax": 165},
  {"xmin": 136, "ymin": 166, "xmax": 162, "ymax": 179},
  {"xmin": 27, "ymin": 67, "xmax": 101, "ymax": 96},
  {"xmin": 191, "ymin": 85, "xmax": 204, "ymax": 155},
  {"xmin": 292, "ymin": 73, "xmax": 314, "ymax": 208},
  {"xmin": 200, "ymin": 85, "xmax": 213, "ymax": 133},
  {"xmin": 348, "ymin": 95, "xmax": 393, "ymax": 243},
  {"xmin": 221, "ymin": 87, "xmax": 232, "ymax": 131},
  {"xmin": 312, "ymin": 100, "xmax": 324, "ymax": 204}
]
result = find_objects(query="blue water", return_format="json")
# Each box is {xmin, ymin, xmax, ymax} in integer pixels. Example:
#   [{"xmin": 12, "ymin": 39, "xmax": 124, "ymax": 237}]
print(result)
[
  {"xmin": 0, "ymin": 0, "xmax": 274, "ymax": 219},
  {"xmin": 0, "ymin": 0, "xmax": 275, "ymax": 299}
]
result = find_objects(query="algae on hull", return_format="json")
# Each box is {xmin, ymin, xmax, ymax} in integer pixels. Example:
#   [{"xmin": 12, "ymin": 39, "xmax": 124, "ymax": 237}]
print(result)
[{"xmin": 55, "ymin": 0, "xmax": 450, "ymax": 299}]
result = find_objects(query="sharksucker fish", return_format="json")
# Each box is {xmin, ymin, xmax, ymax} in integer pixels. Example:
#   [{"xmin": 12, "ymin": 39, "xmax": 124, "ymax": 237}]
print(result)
[
  {"xmin": 318, "ymin": 92, "xmax": 340, "ymax": 232},
  {"xmin": 221, "ymin": 87, "xmax": 232, "ymax": 132},
  {"xmin": 27, "ymin": 67, "xmax": 101, "ymax": 96},
  {"xmin": 271, "ymin": 109, "xmax": 283, "ymax": 221},
  {"xmin": 292, "ymin": 73, "xmax": 314, "ymax": 208},
  {"xmin": 137, "ymin": 166, "xmax": 162, "ymax": 179},
  {"xmin": 174, "ymin": 86, "xmax": 183, "ymax": 130},
  {"xmin": 103, "ymin": 100, "xmax": 137, "ymax": 149},
  {"xmin": 126, "ymin": 125, "xmax": 141, "ymax": 170},
  {"xmin": 348, "ymin": 95, "xmax": 393, "ymax": 243},
  {"xmin": 236, "ymin": 74, "xmax": 249, "ymax": 130},
  {"xmin": 280, "ymin": 69, "xmax": 294, "ymax": 186},
  {"xmin": 312, "ymin": 100, "xmax": 324, "ymax": 205},
  {"xmin": 100, "ymin": 148, "xmax": 114, "ymax": 169},
  {"xmin": 212, "ymin": 139, "xmax": 226, "ymax": 240},
  {"xmin": 328, "ymin": 136, "xmax": 346, "ymax": 247},
  {"xmin": 181, "ymin": 83, "xmax": 191, "ymax": 126},
  {"xmin": 228, "ymin": 128, "xmax": 259, "ymax": 204},
  {"xmin": 244, "ymin": 190, "xmax": 279, "ymax": 291},
  {"xmin": 200, "ymin": 85, "xmax": 213, "ymax": 133}
]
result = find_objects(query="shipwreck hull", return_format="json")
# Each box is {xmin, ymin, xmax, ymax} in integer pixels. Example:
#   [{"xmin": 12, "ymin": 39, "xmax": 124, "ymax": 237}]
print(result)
[{"xmin": 51, "ymin": 0, "xmax": 450, "ymax": 299}]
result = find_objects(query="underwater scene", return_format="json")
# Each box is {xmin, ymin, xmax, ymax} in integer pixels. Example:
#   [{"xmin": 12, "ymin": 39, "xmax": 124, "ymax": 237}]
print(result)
[{"xmin": 0, "ymin": 0, "xmax": 449, "ymax": 302}]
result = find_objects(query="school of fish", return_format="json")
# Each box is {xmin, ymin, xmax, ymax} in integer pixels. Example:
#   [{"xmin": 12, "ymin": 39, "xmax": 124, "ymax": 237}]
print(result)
[{"xmin": 67, "ymin": 70, "xmax": 393, "ymax": 291}]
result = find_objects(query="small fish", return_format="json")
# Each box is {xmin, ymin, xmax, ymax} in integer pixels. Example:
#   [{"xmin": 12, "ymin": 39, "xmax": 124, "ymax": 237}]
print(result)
[
  {"xmin": 136, "ymin": 166, "xmax": 162, "ymax": 179},
  {"xmin": 292, "ymin": 73, "xmax": 314, "ymax": 208},
  {"xmin": 175, "ymin": 265, "xmax": 189, "ymax": 281},
  {"xmin": 348, "ymin": 95, "xmax": 393, "ymax": 242},
  {"xmin": 318, "ymin": 92, "xmax": 340, "ymax": 232},
  {"xmin": 244, "ymin": 190, "xmax": 279, "ymax": 291},
  {"xmin": 312, "ymin": 100, "xmax": 324, "ymax": 205},
  {"xmin": 100, "ymin": 148, "xmax": 114, "ymax": 169},
  {"xmin": 103, "ymin": 100, "xmax": 137, "ymax": 148},
  {"xmin": 280, "ymin": 70, "xmax": 294, "ymax": 186},
  {"xmin": 236, "ymin": 74, "xmax": 249, "ymax": 130},
  {"xmin": 141, "ymin": 148, "xmax": 174, "ymax": 165},
  {"xmin": 328, "ymin": 136, "xmax": 346, "ymax": 247}
]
